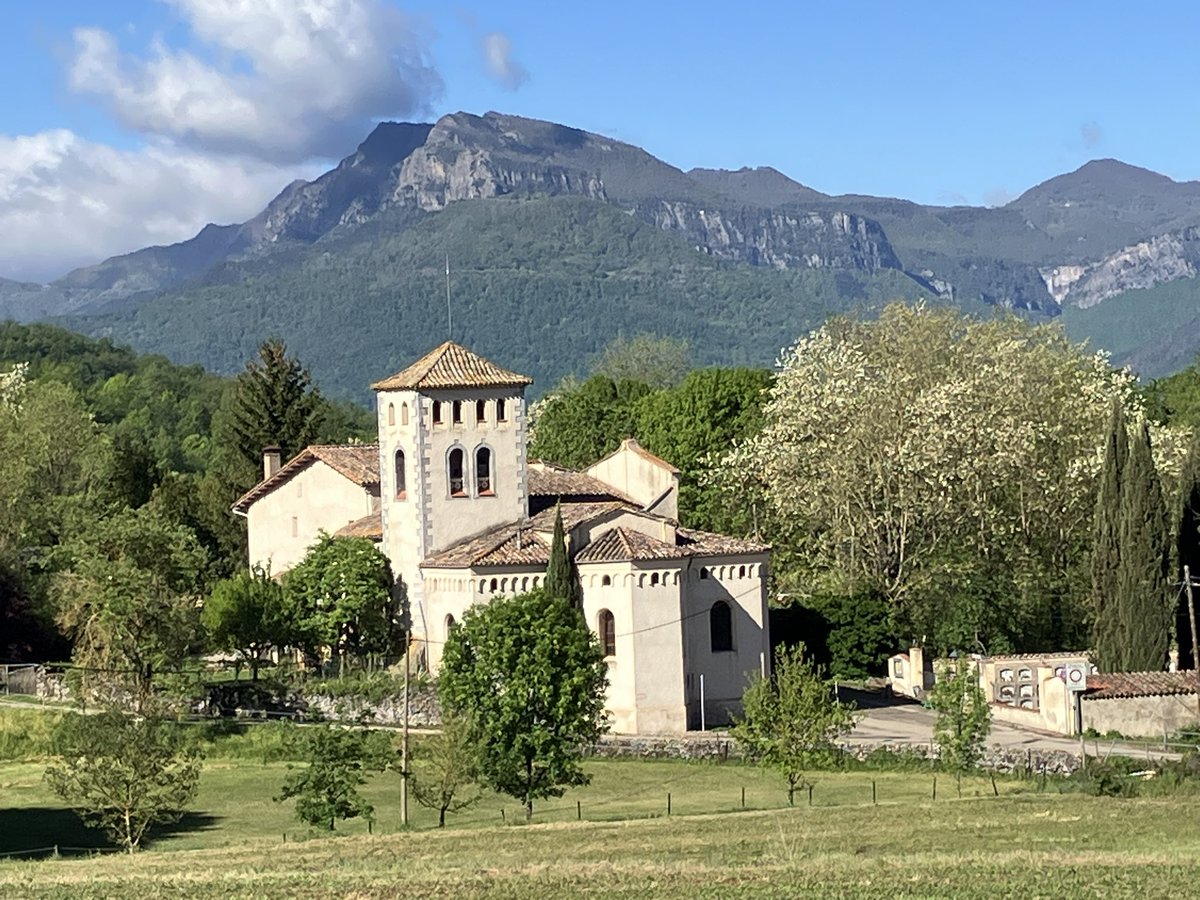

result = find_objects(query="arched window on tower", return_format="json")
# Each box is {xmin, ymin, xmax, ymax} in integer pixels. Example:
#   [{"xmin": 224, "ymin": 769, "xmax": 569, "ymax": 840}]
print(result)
[
  {"xmin": 497, "ymin": 398, "xmax": 508, "ymax": 422},
  {"xmin": 387, "ymin": 403, "xmax": 395, "ymax": 426},
  {"xmin": 476, "ymin": 446, "xmax": 493, "ymax": 495},
  {"xmin": 598, "ymin": 609, "xmax": 616, "ymax": 658},
  {"xmin": 710, "ymin": 601, "xmax": 733, "ymax": 653},
  {"xmin": 452, "ymin": 400, "xmax": 463, "ymax": 424},
  {"xmin": 433, "ymin": 401, "xmax": 443, "ymax": 425},
  {"xmin": 448, "ymin": 447, "xmax": 466, "ymax": 497},
  {"xmin": 401, "ymin": 402, "xmax": 409, "ymax": 425},
  {"xmin": 476, "ymin": 399, "xmax": 487, "ymax": 424},
  {"xmin": 394, "ymin": 449, "xmax": 406, "ymax": 499},
  {"xmin": 445, "ymin": 614, "xmax": 456, "ymax": 638}
]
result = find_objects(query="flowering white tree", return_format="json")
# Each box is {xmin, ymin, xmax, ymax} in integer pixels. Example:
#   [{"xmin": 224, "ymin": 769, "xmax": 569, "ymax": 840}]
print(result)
[
  {"xmin": 720, "ymin": 302, "xmax": 1155, "ymax": 653},
  {"xmin": 0, "ymin": 361, "xmax": 28, "ymax": 409}
]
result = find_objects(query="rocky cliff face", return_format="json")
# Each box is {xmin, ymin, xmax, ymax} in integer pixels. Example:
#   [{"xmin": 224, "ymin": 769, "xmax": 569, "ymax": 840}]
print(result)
[
  {"xmin": 638, "ymin": 200, "xmax": 902, "ymax": 271},
  {"xmin": 1045, "ymin": 227, "xmax": 1200, "ymax": 309},
  {"xmin": 393, "ymin": 145, "xmax": 607, "ymax": 210}
]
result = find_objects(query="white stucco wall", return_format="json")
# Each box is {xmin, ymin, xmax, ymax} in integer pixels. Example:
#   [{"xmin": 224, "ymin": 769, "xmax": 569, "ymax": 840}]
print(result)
[
  {"xmin": 579, "ymin": 562, "xmax": 639, "ymax": 733},
  {"xmin": 586, "ymin": 441, "xmax": 679, "ymax": 520},
  {"xmin": 1082, "ymin": 692, "xmax": 1200, "ymax": 738},
  {"xmin": 628, "ymin": 566, "xmax": 688, "ymax": 733},
  {"xmin": 245, "ymin": 461, "xmax": 376, "ymax": 575},
  {"xmin": 377, "ymin": 385, "xmax": 527, "ymax": 640},
  {"xmin": 681, "ymin": 556, "xmax": 770, "ymax": 728}
]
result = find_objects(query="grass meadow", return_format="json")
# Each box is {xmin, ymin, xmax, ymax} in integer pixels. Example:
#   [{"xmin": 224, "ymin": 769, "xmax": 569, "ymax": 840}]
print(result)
[{"xmin": 2, "ymin": 706, "xmax": 1199, "ymax": 896}]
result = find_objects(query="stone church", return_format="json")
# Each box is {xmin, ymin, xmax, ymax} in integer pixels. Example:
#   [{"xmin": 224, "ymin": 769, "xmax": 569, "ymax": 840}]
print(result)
[{"xmin": 234, "ymin": 341, "xmax": 770, "ymax": 733}]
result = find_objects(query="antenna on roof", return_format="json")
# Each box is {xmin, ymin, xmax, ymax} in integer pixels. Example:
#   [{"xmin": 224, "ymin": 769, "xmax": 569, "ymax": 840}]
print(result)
[{"xmin": 445, "ymin": 253, "xmax": 452, "ymax": 341}]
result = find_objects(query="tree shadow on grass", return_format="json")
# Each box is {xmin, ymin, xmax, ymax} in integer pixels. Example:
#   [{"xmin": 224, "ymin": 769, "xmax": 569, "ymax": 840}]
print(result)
[{"xmin": 0, "ymin": 808, "xmax": 222, "ymax": 858}]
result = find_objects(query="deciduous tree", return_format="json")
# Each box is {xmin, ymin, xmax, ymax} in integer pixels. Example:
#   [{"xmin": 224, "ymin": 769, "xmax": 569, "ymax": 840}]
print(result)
[
  {"xmin": 53, "ymin": 508, "xmax": 207, "ymax": 710},
  {"xmin": 733, "ymin": 644, "xmax": 856, "ymax": 805},
  {"xmin": 276, "ymin": 725, "xmax": 391, "ymax": 830},
  {"xmin": 284, "ymin": 535, "xmax": 402, "ymax": 671},
  {"xmin": 929, "ymin": 657, "xmax": 991, "ymax": 789},
  {"xmin": 202, "ymin": 566, "xmax": 292, "ymax": 679},
  {"xmin": 439, "ymin": 588, "xmax": 607, "ymax": 822},
  {"xmin": 46, "ymin": 711, "xmax": 202, "ymax": 853},
  {"xmin": 410, "ymin": 713, "xmax": 481, "ymax": 827},
  {"xmin": 591, "ymin": 333, "xmax": 691, "ymax": 389},
  {"xmin": 721, "ymin": 302, "xmax": 1140, "ymax": 655}
]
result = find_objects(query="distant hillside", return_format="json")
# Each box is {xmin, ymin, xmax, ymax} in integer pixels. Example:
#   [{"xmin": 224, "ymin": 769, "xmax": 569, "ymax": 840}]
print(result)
[
  {"xmin": 6, "ymin": 111, "xmax": 1200, "ymax": 391},
  {"xmin": 77, "ymin": 196, "xmax": 920, "ymax": 399}
]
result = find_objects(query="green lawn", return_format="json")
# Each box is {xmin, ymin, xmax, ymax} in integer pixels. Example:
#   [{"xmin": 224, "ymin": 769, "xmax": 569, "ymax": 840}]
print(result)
[
  {"xmin": 2, "ymin": 789, "xmax": 1199, "ymax": 897},
  {"xmin": 2, "ymin": 708, "xmax": 1198, "ymax": 896},
  {"xmin": 0, "ymin": 755, "xmax": 1019, "ymax": 852}
]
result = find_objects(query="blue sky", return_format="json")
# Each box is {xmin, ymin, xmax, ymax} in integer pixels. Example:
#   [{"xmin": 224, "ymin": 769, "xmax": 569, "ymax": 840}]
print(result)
[{"xmin": 2, "ymin": 1, "xmax": 1199, "ymax": 281}]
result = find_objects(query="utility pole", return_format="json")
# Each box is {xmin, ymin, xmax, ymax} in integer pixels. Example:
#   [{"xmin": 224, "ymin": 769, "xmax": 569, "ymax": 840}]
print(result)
[
  {"xmin": 445, "ymin": 254, "xmax": 452, "ymax": 341},
  {"xmin": 401, "ymin": 633, "xmax": 411, "ymax": 826},
  {"xmin": 1186, "ymin": 565, "xmax": 1200, "ymax": 718}
]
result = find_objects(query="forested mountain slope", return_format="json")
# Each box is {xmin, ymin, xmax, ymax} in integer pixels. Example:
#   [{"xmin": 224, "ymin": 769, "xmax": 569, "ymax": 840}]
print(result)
[{"xmin": 3, "ymin": 112, "xmax": 1199, "ymax": 395}]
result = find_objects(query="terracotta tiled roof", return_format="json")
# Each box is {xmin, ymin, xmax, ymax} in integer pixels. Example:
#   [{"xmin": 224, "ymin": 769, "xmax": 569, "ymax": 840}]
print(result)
[
  {"xmin": 675, "ymin": 527, "xmax": 771, "ymax": 557},
  {"xmin": 371, "ymin": 341, "xmax": 532, "ymax": 391},
  {"xmin": 528, "ymin": 501, "xmax": 636, "ymax": 532},
  {"xmin": 575, "ymin": 527, "xmax": 685, "ymax": 563},
  {"xmin": 335, "ymin": 512, "xmax": 383, "ymax": 540},
  {"xmin": 985, "ymin": 651, "xmax": 1090, "ymax": 663},
  {"xmin": 527, "ymin": 465, "xmax": 630, "ymax": 502},
  {"xmin": 422, "ymin": 523, "xmax": 549, "ymax": 569},
  {"xmin": 232, "ymin": 444, "xmax": 380, "ymax": 513},
  {"xmin": 1085, "ymin": 672, "xmax": 1198, "ymax": 700},
  {"xmin": 310, "ymin": 445, "xmax": 381, "ymax": 485},
  {"xmin": 423, "ymin": 505, "xmax": 771, "ymax": 571}
]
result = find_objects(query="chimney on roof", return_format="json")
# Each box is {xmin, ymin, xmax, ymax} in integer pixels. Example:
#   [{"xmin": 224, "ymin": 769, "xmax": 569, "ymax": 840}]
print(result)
[{"xmin": 263, "ymin": 445, "xmax": 282, "ymax": 481}]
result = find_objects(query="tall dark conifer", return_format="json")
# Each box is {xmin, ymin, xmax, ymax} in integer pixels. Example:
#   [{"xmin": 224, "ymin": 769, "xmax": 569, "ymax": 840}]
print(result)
[
  {"xmin": 544, "ymin": 504, "xmax": 581, "ymax": 608},
  {"xmin": 1114, "ymin": 420, "xmax": 1172, "ymax": 671},
  {"xmin": 1091, "ymin": 401, "xmax": 1128, "ymax": 670},
  {"xmin": 1177, "ymin": 433, "xmax": 1200, "ymax": 669},
  {"xmin": 227, "ymin": 339, "xmax": 326, "ymax": 483}
]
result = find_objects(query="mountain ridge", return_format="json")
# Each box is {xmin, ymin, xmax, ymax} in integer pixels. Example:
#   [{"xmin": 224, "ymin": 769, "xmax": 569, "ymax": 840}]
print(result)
[{"xmin": 4, "ymin": 110, "xmax": 1200, "ymax": 393}]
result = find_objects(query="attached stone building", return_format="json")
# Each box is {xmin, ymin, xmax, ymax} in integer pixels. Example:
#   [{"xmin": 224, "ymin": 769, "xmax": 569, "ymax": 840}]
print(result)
[{"xmin": 235, "ymin": 341, "xmax": 771, "ymax": 734}]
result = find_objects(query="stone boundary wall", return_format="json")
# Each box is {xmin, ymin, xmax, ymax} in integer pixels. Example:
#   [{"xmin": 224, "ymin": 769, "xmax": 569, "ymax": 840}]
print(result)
[{"xmin": 585, "ymin": 734, "xmax": 1083, "ymax": 775}]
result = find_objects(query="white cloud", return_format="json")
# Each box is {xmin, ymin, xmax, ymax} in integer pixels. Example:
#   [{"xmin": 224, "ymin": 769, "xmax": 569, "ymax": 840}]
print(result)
[
  {"xmin": 69, "ymin": 0, "xmax": 442, "ymax": 163},
  {"xmin": 0, "ymin": 130, "xmax": 310, "ymax": 283},
  {"xmin": 481, "ymin": 32, "xmax": 528, "ymax": 91}
]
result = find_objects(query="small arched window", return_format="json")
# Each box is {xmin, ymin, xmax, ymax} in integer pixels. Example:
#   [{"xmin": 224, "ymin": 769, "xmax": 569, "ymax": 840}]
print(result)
[
  {"xmin": 738, "ymin": 565, "xmax": 747, "ymax": 579},
  {"xmin": 598, "ymin": 609, "xmax": 616, "ymax": 657},
  {"xmin": 476, "ymin": 446, "xmax": 493, "ymax": 495},
  {"xmin": 601, "ymin": 574, "xmax": 612, "ymax": 587},
  {"xmin": 401, "ymin": 402, "xmax": 409, "ymax": 425},
  {"xmin": 387, "ymin": 403, "xmax": 395, "ymax": 426},
  {"xmin": 489, "ymin": 578, "xmax": 498, "ymax": 592},
  {"xmin": 445, "ymin": 614, "xmax": 456, "ymax": 637},
  {"xmin": 699, "ymin": 567, "xmax": 709, "ymax": 580},
  {"xmin": 476, "ymin": 399, "xmax": 487, "ymax": 423},
  {"xmin": 452, "ymin": 400, "xmax": 463, "ymax": 424},
  {"xmin": 710, "ymin": 601, "xmax": 733, "ymax": 653},
  {"xmin": 433, "ymin": 401, "xmax": 443, "ymax": 425},
  {"xmin": 448, "ymin": 447, "xmax": 466, "ymax": 496},
  {"xmin": 394, "ymin": 449, "xmax": 406, "ymax": 499},
  {"xmin": 650, "ymin": 572, "xmax": 660, "ymax": 586},
  {"xmin": 497, "ymin": 398, "xmax": 508, "ymax": 422}
]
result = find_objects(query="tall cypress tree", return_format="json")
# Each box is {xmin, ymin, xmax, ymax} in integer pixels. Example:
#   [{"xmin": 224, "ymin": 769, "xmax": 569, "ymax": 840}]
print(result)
[
  {"xmin": 544, "ymin": 505, "xmax": 581, "ymax": 608},
  {"xmin": 1091, "ymin": 401, "xmax": 1128, "ymax": 671},
  {"xmin": 1114, "ymin": 420, "xmax": 1172, "ymax": 671},
  {"xmin": 1177, "ymin": 432, "xmax": 1200, "ymax": 669}
]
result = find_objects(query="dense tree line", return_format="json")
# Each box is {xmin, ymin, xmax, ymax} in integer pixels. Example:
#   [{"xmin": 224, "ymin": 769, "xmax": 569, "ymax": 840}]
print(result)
[
  {"xmin": 0, "ymin": 323, "xmax": 372, "ymax": 662},
  {"xmin": 530, "ymin": 339, "xmax": 773, "ymax": 534}
]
